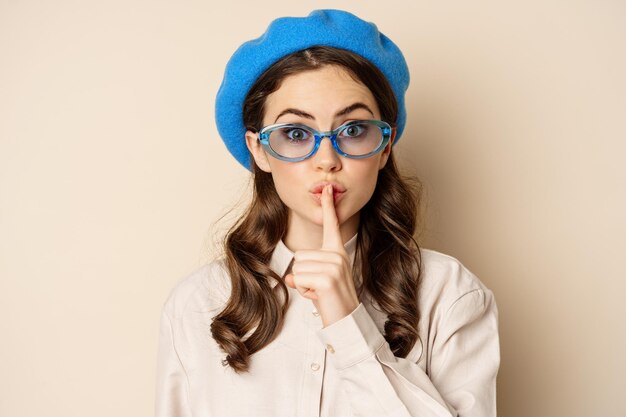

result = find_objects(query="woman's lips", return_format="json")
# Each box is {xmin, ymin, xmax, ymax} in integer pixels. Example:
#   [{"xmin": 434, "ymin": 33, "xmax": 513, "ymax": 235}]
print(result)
[
  {"xmin": 309, "ymin": 189, "xmax": 345, "ymax": 205},
  {"xmin": 309, "ymin": 181, "xmax": 347, "ymax": 194}
]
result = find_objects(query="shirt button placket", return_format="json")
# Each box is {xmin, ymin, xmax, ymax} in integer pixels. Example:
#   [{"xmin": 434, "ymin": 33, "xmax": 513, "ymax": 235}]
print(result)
[
  {"xmin": 307, "ymin": 351, "xmax": 326, "ymax": 416},
  {"xmin": 303, "ymin": 303, "xmax": 326, "ymax": 416}
]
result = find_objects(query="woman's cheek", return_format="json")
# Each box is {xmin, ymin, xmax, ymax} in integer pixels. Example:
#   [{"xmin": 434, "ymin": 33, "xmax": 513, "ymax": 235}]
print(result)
[{"xmin": 356, "ymin": 180, "xmax": 377, "ymax": 207}]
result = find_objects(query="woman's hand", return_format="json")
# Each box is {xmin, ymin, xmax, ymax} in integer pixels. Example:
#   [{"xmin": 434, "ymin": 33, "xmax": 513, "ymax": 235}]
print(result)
[{"xmin": 284, "ymin": 184, "xmax": 360, "ymax": 327}]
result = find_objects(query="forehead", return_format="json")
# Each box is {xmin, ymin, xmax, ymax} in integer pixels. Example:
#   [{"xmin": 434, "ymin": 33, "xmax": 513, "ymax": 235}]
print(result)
[{"xmin": 263, "ymin": 65, "xmax": 379, "ymax": 121}]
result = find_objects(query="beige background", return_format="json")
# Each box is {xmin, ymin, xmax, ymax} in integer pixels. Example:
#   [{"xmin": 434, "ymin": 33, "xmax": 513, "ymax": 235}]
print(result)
[{"xmin": 1, "ymin": 1, "xmax": 624, "ymax": 416}]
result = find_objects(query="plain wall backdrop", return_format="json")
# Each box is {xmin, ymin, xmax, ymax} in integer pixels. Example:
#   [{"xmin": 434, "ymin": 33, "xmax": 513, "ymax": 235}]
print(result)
[{"xmin": 1, "ymin": 1, "xmax": 625, "ymax": 416}]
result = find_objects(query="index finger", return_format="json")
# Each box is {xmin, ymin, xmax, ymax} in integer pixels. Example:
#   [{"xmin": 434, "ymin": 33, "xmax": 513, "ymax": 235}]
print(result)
[{"xmin": 321, "ymin": 184, "xmax": 343, "ymax": 251}]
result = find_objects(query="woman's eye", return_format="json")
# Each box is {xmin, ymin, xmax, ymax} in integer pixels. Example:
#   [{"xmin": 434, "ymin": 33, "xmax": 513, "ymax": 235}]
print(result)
[
  {"xmin": 286, "ymin": 128, "xmax": 309, "ymax": 141},
  {"xmin": 342, "ymin": 124, "xmax": 365, "ymax": 138}
]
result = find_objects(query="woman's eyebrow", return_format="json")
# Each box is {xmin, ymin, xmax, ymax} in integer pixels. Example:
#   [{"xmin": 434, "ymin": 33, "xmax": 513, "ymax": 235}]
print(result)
[
  {"xmin": 336, "ymin": 102, "xmax": 375, "ymax": 118},
  {"xmin": 274, "ymin": 102, "xmax": 375, "ymax": 123},
  {"xmin": 274, "ymin": 108, "xmax": 314, "ymax": 123}
]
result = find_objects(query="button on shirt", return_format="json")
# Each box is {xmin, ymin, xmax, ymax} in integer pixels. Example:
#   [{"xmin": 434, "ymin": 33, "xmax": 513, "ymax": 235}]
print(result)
[{"xmin": 155, "ymin": 233, "xmax": 500, "ymax": 417}]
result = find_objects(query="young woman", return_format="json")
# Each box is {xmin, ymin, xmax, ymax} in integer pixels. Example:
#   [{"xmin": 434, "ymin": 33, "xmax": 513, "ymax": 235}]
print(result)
[{"xmin": 156, "ymin": 9, "xmax": 499, "ymax": 417}]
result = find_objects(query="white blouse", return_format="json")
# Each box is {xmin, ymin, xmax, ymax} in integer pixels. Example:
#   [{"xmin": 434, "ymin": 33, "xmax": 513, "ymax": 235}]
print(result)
[{"xmin": 155, "ymin": 233, "xmax": 500, "ymax": 416}]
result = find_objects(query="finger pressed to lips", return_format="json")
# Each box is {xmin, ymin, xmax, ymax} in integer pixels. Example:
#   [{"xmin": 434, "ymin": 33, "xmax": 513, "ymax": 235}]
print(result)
[
  {"xmin": 310, "ymin": 190, "xmax": 345, "ymax": 205},
  {"xmin": 286, "ymin": 184, "xmax": 347, "ymax": 299},
  {"xmin": 321, "ymin": 184, "xmax": 343, "ymax": 250}
]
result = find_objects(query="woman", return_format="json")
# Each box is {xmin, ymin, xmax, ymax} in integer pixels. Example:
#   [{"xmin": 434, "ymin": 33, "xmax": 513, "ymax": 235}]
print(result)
[{"xmin": 156, "ymin": 9, "xmax": 499, "ymax": 417}]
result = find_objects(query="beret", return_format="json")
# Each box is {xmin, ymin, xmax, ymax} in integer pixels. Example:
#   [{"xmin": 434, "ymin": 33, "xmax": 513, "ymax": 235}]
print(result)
[{"xmin": 214, "ymin": 9, "xmax": 410, "ymax": 171}]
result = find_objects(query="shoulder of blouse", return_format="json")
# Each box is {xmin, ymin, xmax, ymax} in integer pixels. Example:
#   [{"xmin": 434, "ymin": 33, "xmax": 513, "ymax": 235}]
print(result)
[
  {"xmin": 161, "ymin": 258, "xmax": 232, "ymax": 320},
  {"xmin": 417, "ymin": 248, "xmax": 495, "ymax": 315}
]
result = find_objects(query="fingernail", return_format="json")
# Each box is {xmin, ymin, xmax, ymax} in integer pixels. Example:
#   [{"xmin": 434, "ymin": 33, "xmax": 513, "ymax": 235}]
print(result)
[{"xmin": 326, "ymin": 184, "xmax": 332, "ymax": 195}]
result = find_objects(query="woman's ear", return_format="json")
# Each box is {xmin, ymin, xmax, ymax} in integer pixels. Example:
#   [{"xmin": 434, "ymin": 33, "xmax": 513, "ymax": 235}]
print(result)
[
  {"xmin": 378, "ymin": 127, "xmax": 396, "ymax": 170},
  {"xmin": 245, "ymin": 130, "xmax": 272, "ymax": 173}
]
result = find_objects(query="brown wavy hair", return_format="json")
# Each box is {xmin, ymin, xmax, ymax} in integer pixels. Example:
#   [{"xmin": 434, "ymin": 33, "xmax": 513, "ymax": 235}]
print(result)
[{"xmin": 211, "ymin": 46, "xmax": 423, "ymax": 373}]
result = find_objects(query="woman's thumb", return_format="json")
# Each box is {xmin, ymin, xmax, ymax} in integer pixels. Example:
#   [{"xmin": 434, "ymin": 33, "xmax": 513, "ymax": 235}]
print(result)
[{"xmin": 284, "ymin": 273, "xmax": 296, "ymax": 288}]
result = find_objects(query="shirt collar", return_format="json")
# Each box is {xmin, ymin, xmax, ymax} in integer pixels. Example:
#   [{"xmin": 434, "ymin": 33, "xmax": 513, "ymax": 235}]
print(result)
[{"xmin": 269, "ymin": 232, "xmax": 359, "ymax": 280}]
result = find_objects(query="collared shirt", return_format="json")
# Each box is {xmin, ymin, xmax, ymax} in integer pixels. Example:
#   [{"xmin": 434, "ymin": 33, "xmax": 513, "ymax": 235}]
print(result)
[{"xmin": 155, "ymin": 233, "xmax": 500, "ymax": 417}]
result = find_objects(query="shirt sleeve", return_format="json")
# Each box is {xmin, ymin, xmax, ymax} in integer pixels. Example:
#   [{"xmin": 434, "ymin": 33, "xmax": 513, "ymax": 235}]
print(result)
[
  {"xmin": 315, "ymin": 289, "xmax": 500, "ymax": 417},
  {"xmin": 155, "ymin": 308, "xmax": 193, "ymax": 417}
]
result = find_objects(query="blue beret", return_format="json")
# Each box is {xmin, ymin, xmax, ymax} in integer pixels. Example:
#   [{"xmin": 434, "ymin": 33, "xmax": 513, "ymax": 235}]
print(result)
[{"xmin": 214, "ymin": 9, "xmax": 410, "ymax": 171}]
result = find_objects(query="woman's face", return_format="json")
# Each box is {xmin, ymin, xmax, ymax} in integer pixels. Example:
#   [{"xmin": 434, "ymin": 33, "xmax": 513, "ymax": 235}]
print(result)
[{"xmin": 246, "ymin": 65, "xmax": 393, "ymax": 235}]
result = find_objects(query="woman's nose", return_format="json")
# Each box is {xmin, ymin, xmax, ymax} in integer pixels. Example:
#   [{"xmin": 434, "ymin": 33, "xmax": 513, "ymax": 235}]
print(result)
[{"xmin": 313, "ymin": 136, "xmax": 342, "ymax": 171}]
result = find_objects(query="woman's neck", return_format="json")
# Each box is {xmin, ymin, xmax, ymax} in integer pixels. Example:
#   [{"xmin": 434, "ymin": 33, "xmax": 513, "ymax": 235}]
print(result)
[{"xmin": 283, "ymin": 211, "xmax": 360, "ymax": 252}]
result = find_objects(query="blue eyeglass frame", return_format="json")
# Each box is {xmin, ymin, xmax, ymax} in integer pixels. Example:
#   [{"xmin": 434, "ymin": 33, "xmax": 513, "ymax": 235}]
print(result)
[{"xmin": 256, "ymin": 119, "xmax": 394, "ymax": 162}]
